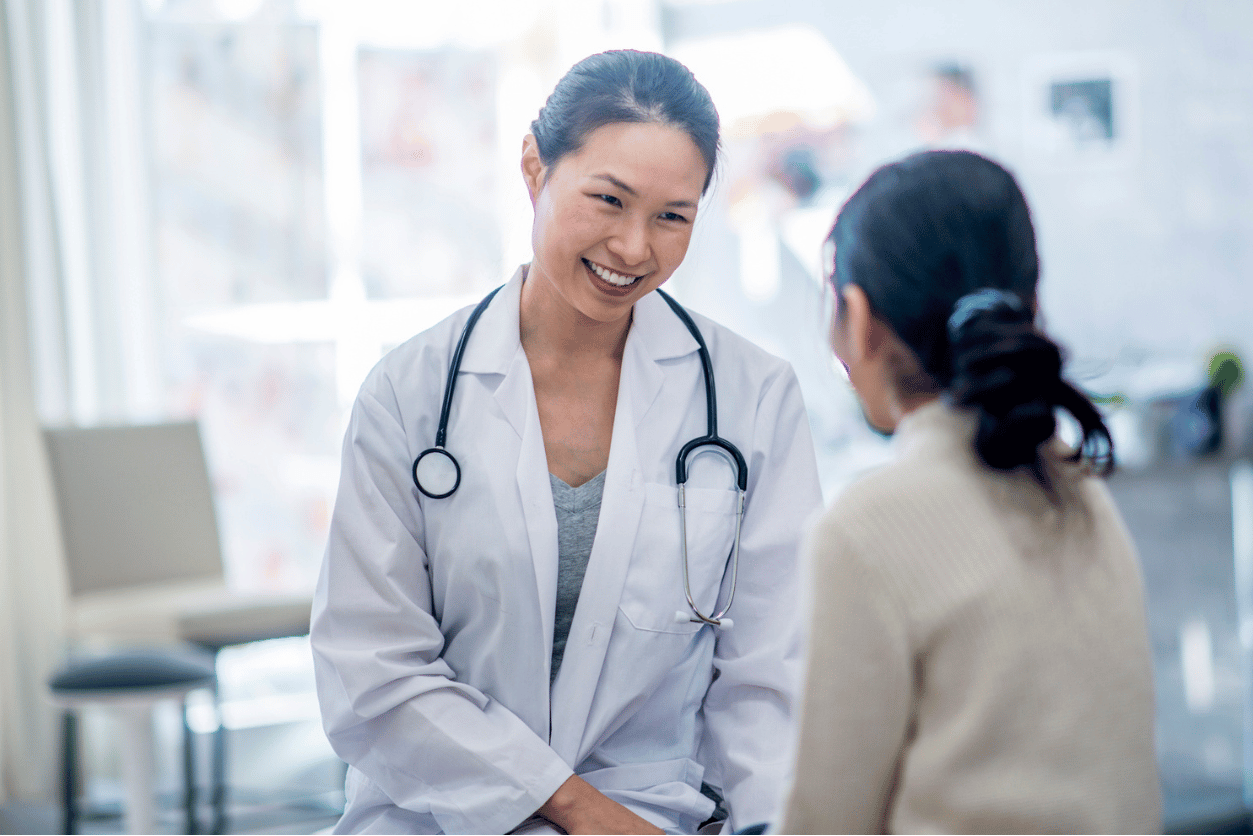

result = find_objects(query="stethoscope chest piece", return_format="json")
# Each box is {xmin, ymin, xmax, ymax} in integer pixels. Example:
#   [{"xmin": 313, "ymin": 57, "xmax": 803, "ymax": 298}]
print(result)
[
  {"xmin": 411, "ymin": 285, "xmax": 501, "ymax": 501},
  {"xmin": 413, "ymin": 447, "xmax": 461, "ymax": 499}
]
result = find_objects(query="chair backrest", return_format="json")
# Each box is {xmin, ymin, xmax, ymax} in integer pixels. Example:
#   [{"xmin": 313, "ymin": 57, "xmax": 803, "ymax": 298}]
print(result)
[{"xmin": 43, "ymin": 421, "xmax": 225, "ymax": 596}]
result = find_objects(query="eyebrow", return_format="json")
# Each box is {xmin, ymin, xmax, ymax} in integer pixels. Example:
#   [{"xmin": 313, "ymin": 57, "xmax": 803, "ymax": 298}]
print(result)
[{"xmin": 591, "ymin": 173, "xmax": 698, "ymax": 209}]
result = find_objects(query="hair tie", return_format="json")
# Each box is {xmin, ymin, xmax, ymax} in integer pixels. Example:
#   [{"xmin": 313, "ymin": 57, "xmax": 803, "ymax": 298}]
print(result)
[{"xmin": 947, "ymin": 288, "xmax": 1027, "ymax": 340}]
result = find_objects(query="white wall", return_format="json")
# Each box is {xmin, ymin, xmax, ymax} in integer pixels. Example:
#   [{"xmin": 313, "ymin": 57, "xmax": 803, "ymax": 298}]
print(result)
[{"xmin": 667, "ymin": 0, "xmax": 1253, "ymax": 391}]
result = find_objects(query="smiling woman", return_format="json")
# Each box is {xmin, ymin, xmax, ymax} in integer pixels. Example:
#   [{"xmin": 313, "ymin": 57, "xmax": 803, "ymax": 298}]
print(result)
[
  {"xmin": 521, "ymin": 120, "xmax": 710, "ymax": 490},
  {"xmin": 310, "ymin": 50, "xmax": 823, "ymax": 835},
  {"xmin": 522, "ymin": 121, "xmax": 705, "ymax": 320}
]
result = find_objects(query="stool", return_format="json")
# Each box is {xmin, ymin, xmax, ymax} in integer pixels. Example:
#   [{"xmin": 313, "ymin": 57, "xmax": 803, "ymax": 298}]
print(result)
[{"xmin": 49, "ymin": 648, "xmax": 217, "ymax": 834}]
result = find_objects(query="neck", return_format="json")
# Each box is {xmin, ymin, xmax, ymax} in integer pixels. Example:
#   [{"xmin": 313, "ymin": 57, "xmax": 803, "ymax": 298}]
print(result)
[
  {"xmin": 884, "ymin": 391, "xmax": 941, "ymax": 432},
  {"xmin": 519, "ymin": 266, "xmax": 631, "ymax": 361}
]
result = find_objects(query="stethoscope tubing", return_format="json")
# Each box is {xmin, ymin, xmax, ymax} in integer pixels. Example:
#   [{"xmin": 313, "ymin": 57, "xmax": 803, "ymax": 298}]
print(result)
[
  {"xmin": 435, "ymin": 285, "xmax": 503, "ymax": 448},
  {"xmin": 679, "ymin": 480, "xmax": 745, "ymax": 626},
  {"xmin": 655, "ymin": 289, "xmax": 749, "ymax": 491},
  {"xmin": 411, "ymin": 286, "xmax": 503, "ymax": 499},
  {"xmin": 655, "ymin": 288, "xmax": 749, "ymax": 626},
  {"xmin": 414, "ymin": 283, "xmax": 748, "ymax": 627}
]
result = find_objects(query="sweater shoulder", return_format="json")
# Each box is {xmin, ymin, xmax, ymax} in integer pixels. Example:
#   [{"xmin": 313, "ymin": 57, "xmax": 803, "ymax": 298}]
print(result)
[{"xmin": 826, "ymin": 448, "xmax": 971, "ymax": 527}]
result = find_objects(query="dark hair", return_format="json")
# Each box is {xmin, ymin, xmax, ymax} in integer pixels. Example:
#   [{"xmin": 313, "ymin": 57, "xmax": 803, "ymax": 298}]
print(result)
[
  {"xmin": 828, "ymin": 149, "xmax": 1112, "ymax": 485},
  {"xmin": 530, "ymin": 50, "xmax": 720, "ymax": 193}
]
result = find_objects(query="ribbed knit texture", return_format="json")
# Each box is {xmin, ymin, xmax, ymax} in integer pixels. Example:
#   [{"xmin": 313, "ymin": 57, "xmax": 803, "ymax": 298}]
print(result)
[
  {"xmin": 778, "ymin": 401, "xmax": 1161, "ymax": 834},
  {"xmin": 549, "ymin": 470, "xmax": 605, "ymax": 683}
]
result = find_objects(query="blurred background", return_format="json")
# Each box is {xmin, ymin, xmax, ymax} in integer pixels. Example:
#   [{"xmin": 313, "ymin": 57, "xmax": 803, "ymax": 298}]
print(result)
[{"xmin": 1, "ymin": 0, "xmax": 1251, "ymax": 832}]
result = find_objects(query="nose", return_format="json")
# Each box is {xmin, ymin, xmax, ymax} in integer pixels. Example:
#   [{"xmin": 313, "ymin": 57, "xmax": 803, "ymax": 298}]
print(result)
[{"xmin": 606, "ymin": 216, "xmax": 651, "ymax": 268}]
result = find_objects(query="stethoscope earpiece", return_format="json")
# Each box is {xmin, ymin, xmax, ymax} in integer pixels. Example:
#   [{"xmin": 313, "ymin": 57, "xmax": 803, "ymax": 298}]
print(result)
[{"xmin": 413, "ymin": 447, "xmax": 461, "ymax": 499}]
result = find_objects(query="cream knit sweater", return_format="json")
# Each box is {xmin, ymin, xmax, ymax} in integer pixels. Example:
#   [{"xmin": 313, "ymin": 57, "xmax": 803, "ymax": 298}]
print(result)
[{"xmin": 778, "ymin": 401, "xmax": 1161, "ymax": 834}]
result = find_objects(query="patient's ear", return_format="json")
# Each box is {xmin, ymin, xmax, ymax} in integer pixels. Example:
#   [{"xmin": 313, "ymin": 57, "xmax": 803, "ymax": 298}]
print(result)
[{"xmin": 840, "ymin": 284, "xmax": 885, "ymax": 362}]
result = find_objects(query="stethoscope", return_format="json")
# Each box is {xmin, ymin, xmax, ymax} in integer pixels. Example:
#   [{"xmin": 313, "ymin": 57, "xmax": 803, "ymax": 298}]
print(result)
[{"xmin": 411, "ymin": 285, "xmax": 747, "ymax": 629}]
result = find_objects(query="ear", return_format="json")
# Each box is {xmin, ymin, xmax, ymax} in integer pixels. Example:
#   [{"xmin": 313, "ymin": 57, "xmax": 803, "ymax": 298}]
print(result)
[
  {"xmin": 839, "ymin": 284, "xmax": 886, "ymax": 362},
  {"xmin": 521, "ymin": 134, "xmax": 546, "ymax": 206}
]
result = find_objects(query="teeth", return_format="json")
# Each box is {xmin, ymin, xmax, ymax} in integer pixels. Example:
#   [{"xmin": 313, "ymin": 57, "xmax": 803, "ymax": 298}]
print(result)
[{"xmin": 585, "ymin": 259, "xmax": 640, "ymax": 287}]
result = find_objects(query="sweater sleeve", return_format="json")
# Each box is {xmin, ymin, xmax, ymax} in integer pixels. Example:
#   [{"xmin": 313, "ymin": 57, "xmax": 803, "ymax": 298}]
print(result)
[{"xmin": 776, "ymin": 510, "xmax": 913, "ymax": 834}]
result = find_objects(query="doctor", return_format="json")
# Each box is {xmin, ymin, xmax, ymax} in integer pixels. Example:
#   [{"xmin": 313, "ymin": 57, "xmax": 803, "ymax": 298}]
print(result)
[{"xmin": 311, "ymin": 50, "xmax": 822, "ymax": 835}]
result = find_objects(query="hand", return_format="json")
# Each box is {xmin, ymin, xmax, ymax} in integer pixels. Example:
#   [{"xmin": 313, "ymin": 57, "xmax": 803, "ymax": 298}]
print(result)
[{"xmin": 538, "ymin": 775, "xmax": 665, "ymax": 834}]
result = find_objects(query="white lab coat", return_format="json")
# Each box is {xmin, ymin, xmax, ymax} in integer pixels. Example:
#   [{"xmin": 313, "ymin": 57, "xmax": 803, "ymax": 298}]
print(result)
[{"xmin": 311, "ymin": 267, "xmax": 823, "ymax": 834}]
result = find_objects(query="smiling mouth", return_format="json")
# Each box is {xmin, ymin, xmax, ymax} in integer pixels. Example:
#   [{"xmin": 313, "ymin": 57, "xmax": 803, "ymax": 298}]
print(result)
[{"xmin": 583, "ymin": 258, "xmax": 644, "ymax": 287}]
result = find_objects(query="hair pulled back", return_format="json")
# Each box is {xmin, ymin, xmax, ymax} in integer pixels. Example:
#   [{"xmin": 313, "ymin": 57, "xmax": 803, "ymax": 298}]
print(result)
[
  {"xmin": 531, "ymin": 50, "xmax": 720, "ymax": 193},
  {"xmin": 828, "ymin": 150, "xmax": 1112, "ymax": 483}
]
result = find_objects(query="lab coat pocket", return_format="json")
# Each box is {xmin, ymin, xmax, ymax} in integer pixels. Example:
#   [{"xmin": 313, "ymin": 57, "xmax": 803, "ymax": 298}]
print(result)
[{"xmin": 620, "ymin": 482, "xmax": 738, "ymax": 634}]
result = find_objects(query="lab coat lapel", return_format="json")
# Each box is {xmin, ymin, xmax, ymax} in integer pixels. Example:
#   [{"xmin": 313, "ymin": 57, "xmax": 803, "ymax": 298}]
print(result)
[
  {"xmin": 504, "ymin": 351, "xmax": 559, "ymax": 687},
  {"xmin": 547, "ymin": 353, "xmax": 644, "ymax": 764},
  {"xmin": 548, "ymin": 292, "xmax": 694, "ymax": 764},
  {"xmin": 623, "ymin": 289, "xmax": 688, "ymax": 426},
  {"xmin": 624, "ymin": 289, "xmax": 701, "ymax": 433},
  {"xmin": 466, "ymin": 282, "xmax": 700, "ymax": 756},
  {"xmin": 460, "ymin": 268, "xmax": 558, "ymax": 718}
]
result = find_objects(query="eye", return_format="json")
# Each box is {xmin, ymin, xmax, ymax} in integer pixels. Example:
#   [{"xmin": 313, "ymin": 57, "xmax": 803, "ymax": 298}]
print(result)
[
  {"xmin": 594, "ymin": 194, "xmax": 622, "ymax": 207},
  {"xmin": 660, "ymin": 211, "xmax": 690, "ymax": 224}
]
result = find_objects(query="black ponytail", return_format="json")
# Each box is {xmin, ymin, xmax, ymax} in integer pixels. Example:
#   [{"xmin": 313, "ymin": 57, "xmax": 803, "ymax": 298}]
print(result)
[
  {"xmin": 828, "ymin": 150, "xmax": 1114, "ymax": 485},
  {"xmin": 947, "ymin": 291, "xmax": 1113, "ymax": 482}
]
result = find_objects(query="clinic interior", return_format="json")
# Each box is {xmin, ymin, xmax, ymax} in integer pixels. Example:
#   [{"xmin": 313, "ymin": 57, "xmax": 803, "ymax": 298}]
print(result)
[{"xmin": 2, "ymin": 0, "xmax": 1252, "ymax": 833}]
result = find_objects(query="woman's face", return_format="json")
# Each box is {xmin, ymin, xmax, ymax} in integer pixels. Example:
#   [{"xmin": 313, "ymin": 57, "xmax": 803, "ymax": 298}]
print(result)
[{"xmin": 522, "ymin": 121, "xmax": 708, "ymax": 324}]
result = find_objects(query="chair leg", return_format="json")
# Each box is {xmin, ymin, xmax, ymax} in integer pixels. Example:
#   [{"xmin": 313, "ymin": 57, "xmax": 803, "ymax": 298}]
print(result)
[
  {"xmin": 61, "ymin": 711, "xmax": 78, "ymax": 835},
  {"xmin": 183, "ymin": 697, "xmax": 198, "ymax": 834},
  {"xmin": 115, "ymin": 704, "xmax": 158, "ymax": 835},
  {"xmin": 212, "ymin": 680, "xmax": 227, "ymax": 834}
]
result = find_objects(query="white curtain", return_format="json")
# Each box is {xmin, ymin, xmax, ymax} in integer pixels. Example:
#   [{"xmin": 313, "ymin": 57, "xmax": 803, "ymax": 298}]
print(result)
[
  {"xmin": 0, "ymin": 0, "xmax": 68, "ymax": 802},
  {"xmin": 0, "ymin": 0, "xmax": 157, "ymax": 802}
]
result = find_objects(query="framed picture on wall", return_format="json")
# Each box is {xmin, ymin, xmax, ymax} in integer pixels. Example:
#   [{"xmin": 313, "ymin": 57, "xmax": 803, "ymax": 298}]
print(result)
[{"xmin": 1021, "ymin": 50, "xmax": 1139, "ymax": 166}]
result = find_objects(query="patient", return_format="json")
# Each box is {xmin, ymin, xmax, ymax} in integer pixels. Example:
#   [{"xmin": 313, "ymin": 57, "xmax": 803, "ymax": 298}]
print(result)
[{"xmin": 778, "ymin": 150, "xmax": 1161, "ymax": 834}]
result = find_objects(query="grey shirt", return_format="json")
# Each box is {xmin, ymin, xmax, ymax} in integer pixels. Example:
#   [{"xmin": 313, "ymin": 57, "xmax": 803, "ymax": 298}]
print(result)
[{"xmin": 548, "ymin": 470, "xmax": 606, "ymax": 684}]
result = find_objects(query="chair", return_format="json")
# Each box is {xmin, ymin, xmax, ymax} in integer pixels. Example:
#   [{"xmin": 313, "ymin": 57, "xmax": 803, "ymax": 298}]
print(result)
[
  {"xmin": 49, "ymin": 648, "xmax": 216, "ymax": 834},
  {"xmin": 43, "ymin": 420, "xmax": 314, "ymax": 833}
]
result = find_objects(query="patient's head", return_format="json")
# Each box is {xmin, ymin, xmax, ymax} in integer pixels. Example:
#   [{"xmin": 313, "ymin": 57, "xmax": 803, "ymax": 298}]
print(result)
[{"xmin": 825, "ymin": 149, "xmax": 1112, "ymax": 483}]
